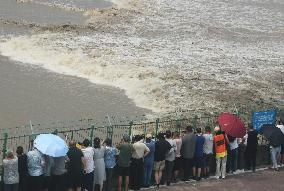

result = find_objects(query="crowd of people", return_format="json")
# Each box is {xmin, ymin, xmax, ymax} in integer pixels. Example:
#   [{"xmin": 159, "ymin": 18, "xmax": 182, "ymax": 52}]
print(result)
[{"xmin": 2, "ymin": 120, "xmax": 284, "ymax": 191}]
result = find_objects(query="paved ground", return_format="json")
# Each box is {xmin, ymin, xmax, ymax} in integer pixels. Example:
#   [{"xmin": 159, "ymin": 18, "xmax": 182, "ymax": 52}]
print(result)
[{"xmin": 148, "ymin": 168, "xmax": 284, "ymax": 191}]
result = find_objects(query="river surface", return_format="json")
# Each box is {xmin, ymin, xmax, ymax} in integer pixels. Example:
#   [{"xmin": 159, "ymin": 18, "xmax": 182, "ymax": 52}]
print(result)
[{"xmin": 0, "ymin": 0, "xmax": 283, "ymax": 128}]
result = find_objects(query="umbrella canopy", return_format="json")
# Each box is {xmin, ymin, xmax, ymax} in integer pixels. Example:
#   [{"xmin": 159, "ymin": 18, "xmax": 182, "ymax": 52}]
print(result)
[
  {"xmin": 34, "ymin": 134, "xmax": 68, "ymax": 157},
  {"xmin": 218, "ymin": 112, "xmax": 246, "ymax": 138},
  {"xmin": 260, "ymin": 124, "xmax": 284, "ymax": 147}
]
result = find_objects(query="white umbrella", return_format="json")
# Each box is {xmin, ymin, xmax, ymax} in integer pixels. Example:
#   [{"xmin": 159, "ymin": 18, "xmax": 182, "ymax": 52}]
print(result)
[{"xmin": 34, "ymin": 134, "xmax": 68, "ymax": 157}]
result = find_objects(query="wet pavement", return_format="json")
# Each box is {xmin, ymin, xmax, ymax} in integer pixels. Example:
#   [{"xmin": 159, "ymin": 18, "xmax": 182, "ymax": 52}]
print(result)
[{"xmin": 148, "ymin": 168, "xmax": 284, "ymax": 191}]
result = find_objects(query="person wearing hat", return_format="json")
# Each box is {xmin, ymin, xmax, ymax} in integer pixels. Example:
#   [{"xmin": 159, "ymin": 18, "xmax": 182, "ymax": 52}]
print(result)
[
  {"xmin": 143, "ymin": 134, "xmax": 155, "ymax": 187},
  {"xmin": 117, "ymin": 134, "xmax": 134, "ymax": 191}
]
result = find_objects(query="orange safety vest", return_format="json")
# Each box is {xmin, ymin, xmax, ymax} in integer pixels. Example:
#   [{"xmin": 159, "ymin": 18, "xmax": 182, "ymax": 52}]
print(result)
[{"xmin": 214, "ymin": 134, "xmax": 227, "ymax": 158}]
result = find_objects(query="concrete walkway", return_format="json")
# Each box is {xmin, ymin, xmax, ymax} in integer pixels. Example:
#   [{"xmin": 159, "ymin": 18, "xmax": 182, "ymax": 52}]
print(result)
[{"xmin": 148, "ymin": 168, "xmax": 284, "ymax": 191}]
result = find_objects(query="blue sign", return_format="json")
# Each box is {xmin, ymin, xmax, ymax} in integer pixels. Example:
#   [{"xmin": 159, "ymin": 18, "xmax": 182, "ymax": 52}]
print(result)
[{"xmin": 253, "ymin": 110, "xmax": 276, "ymax": 131}]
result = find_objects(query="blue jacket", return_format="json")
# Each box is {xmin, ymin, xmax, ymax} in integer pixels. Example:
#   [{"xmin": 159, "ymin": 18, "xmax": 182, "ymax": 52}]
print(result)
[{"xmin": 144, "ymin": 140, "xmax": 155, "ymax": 165}]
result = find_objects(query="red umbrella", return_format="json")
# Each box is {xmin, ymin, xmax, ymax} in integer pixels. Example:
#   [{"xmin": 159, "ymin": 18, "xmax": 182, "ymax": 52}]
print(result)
[{"xmin": 218, "ymin": 112, "xmax": 246, "ymax": 138}]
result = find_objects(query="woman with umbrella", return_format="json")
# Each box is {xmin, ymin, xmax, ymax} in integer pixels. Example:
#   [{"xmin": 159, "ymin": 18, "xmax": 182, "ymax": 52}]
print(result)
[{"xmin": 260, "ymin": 124, "xmax": 284, "ymax": 172}]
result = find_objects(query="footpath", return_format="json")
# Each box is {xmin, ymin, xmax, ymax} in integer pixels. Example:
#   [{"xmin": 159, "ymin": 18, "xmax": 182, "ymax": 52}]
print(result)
[{"xmin": 147, "ymin": 168, "xmax": 284, "ymax": 191}]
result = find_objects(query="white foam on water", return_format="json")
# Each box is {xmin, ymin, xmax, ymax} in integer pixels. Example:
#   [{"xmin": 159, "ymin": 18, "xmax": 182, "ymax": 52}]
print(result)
[
  {"xmin": 17, "ymin": 0, "xmax": 127, "ymax": 11},
  {"xmin": 0, "ymin": 33, "xmax": 171, "ymax": 113}
]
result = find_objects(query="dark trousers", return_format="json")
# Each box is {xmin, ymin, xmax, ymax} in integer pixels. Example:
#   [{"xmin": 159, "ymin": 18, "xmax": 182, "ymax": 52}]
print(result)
[
  {"xmin": 51, "ymin": 174, "xmax": 67, "ymax": 191},
  {"xmin": 83, "ymin": 171, "xmax": 94, "ymax": 191},
  {"xmin": 238, "ymin": 144, "xmax": 246, "ymax": 170},
  {"xmin": 105, "ymin": 168, "xmax": 114, "ymax": 191},
  {"xmin": 183, "ymin": 158, "xmax": 193, "ymax": 180},
  {"xmin": 229, "ymin": 148, "xmax": 238, "ymax": 172},
  {"xmin": 246, "ymin": 150, "xmax": 257, "ymax": 171},
  {"xmin": 4, "ymin": 184, "xmax": 18, "ymax": 191},
  {"xmin": 27, "ymin": 175, "xmax": 44, "ymax": 191},
  {"xmin": 19, "ymin": 176, "xmax": 28, "ymax": 191},
  {"xmin": 165, "ymin": 160, "xmax": 174, "ymax": 184},
  {"xmin": 130, "ymin": 158, "xmax": 144, "ymax": 190}
]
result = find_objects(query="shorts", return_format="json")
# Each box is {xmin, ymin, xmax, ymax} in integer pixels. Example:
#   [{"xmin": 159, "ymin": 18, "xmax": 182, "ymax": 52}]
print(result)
[
  {"xmin": 116, "ymin": 166, "xmax": 130, "ymax": 176},
  {"xmin": 173, "ymin": 157, "xmax": 182, "ymax": 171},
  {"xmin": 193, "ymin": 156, "xmax": 204, "ymax": 168},
  {"xmin": 204, "ymin": 153, "xmax": 213, "ymax": 168},
  {"xmin": 67, "ymin": 172, "xmax": 83, "ymax": 189},
  {"xmin": 154, "ymin": 160, "xmax": 165, "ymax": 171}
]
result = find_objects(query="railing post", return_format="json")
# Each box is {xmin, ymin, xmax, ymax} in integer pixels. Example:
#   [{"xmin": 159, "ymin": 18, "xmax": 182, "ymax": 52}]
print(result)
[
  {"xmin": 155, "ymin": 118, "xmax": 159, "ymax": 140},
  {"xmin": 1, "ymin": 133, "xmax": 8, "ymax": 187},
  {"xmin": 176, "ymin": 118, "xmax": 181, "ymax": 133},
  {"xmin": 90, "ymin": 124, "xmax": 95, "ymax": 146},
  {"xmin": 2, "ymin": 133, "xmax": 8, "ymax": 160},
  {"xmin": 193, "ymin": 115, "xmax": 198, "ymax": 130},
  {"xmin": 71, "ymin": 130, "xmax": 74, "ymax": 140},
  {"xmin": 129, "ymin": 121, "xmax": 133, "ymax": 138},
  {"xmin": 106, "ymin": 124, "xmax": 114, "ymax": 145},
  {"xmin": 143, "ymin": 123, "xmax": 147, "ymax": 136}
]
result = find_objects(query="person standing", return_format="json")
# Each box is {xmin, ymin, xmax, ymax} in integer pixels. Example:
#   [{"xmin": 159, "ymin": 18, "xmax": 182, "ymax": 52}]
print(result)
[
  {"xmin": 130, "ymin": 135, "xmax": 150, "ymax": 190},
  {"xmin": 181, "ymin": 126, "xmax": 196, "ymax": 181},
  {"xmin": 3, "ymin": 150, "xmax": 19, "ymax": 191},
  {"xmin": 117, "ymin": 134, "xmax": 134, "ymax": 191},
  {"xmin": 277, "ymin": 120, "xmax": 284, "ymax": 165},
  {"xmin": 66, "ymin": 141, "xmax": 85, "ymax": 191},
  {"xmin": 228, "ymin": 135, "xmax": 238, "ymax": 174},
  {"xmin": 165, "ymin": 130, "xmax": 177, "ymax": 186},
  {"xmin": 245, "ymin": 123, "xmax": 258, "ymax": 172},
  {"xmin": 93, "ymin": 137, "xmax": 106, "ymax": 191},
  {"xmin": 43, "ymin": 155, "xmax": 53, "ymax": 191},
  {"xmin": 104, "ymin": 138, "xmax": 117, "ymax": 191},
  {"xmin": 237, "ymin": 134, "xmax": 247, "ymax": 173},
  {"xmin": 51, "ymin": 156, "xmax": 67, "ymax": 191},
  {"xmin": 173, "ymin": 131, "xmax": 182, "ymax": 182},
  {"xmin": 27, "ymin": 146, "xmax": 45, "ymax": 191},
  {"xmin": 193, "ymin": 128, "xmax": 205, "ymax": 181},
  {"xmin": 203, "ymin": 126, "xmax": 213, "ymax": 178},
  {"xmin": 16, "ymin": 146, "xmax": 28, "ymax": 191},
  {"xmin": 214, "ymin": 126, "xmax": 228, "ymax": 179},
  {"xmin": 81, "ymin": 139, "xmax": 95, "ymax": 191},
  {"xmin": 270, "ymin": 143, "xmax": 281, "ymax": 171},
  {"xmin": 143, "ymin": 134, "xmax": 155, "ymax": 187},
  {"xmin": 153, "ymin": 132, "xmax": 172, "ymax": 188}
]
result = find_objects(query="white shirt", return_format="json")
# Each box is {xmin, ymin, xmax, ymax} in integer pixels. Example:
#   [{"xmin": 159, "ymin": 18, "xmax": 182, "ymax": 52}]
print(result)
[
  {"xmin": 174, "ymin": 138, "xmax": 182, "ymax": 157},
  {"xmin": 165, "ymin": 138, "xmax": 177, "ymax": 161},
  {"xmin": 277, "ymin": 125, "xmax": 284, "ymax": 134},
  {"xmin": 203, "ymin": 134, "xmax": 213, "ymax": 154},
  {"xmin": 229, "ymin": 139, "xmax": 239, "ymax": 150},
  {"xmin": 132, "ymin": 142, "xmax": 150, "ymax": 159},
  {"xmin": 82, "ymin": 147, "xmax": 95, "ymax": 173}
]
